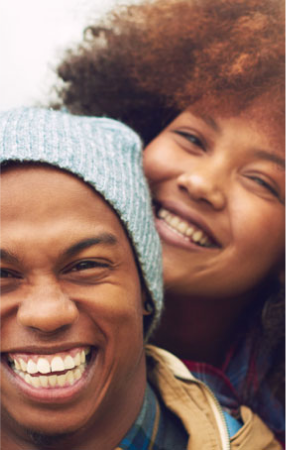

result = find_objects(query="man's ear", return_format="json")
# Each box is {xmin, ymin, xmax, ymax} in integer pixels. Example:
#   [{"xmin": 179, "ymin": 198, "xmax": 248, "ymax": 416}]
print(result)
[{"xmin": 141, "ymin": 289, "xmax": 154, "ymax": 316}]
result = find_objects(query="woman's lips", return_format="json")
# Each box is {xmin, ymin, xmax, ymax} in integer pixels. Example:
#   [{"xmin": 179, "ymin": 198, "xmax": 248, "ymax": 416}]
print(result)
[{"xmin": 155, "ymin": 206, "xmax": 220, "ymax": 249}]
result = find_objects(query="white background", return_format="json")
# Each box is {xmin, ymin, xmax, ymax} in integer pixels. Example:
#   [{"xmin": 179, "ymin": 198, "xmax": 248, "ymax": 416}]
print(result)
[{"xmin": 0, "ymin": 0, "xmax": 139, "ymax": 111}]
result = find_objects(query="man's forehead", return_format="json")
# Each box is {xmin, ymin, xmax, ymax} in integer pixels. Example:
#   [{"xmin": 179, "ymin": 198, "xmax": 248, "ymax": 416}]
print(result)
[{"xmin": 0, "ymin": 165, "xmax": 129, "ymax": 248}]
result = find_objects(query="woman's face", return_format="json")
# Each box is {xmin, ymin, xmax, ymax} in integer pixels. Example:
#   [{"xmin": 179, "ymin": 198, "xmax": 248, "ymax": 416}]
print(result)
[{"xmin": 143, "ymin": 104, "xmax": 285, "ymax": 302}]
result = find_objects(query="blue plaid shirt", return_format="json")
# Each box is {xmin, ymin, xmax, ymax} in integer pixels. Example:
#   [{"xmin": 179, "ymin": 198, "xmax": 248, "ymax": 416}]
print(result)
[
  {"xmin": 183, "ymin": 334, "xmax": 285, "ymax": 445},
  {"xmin": 117, "ymin": 383, "xmax": 188, "ymax": 450}
]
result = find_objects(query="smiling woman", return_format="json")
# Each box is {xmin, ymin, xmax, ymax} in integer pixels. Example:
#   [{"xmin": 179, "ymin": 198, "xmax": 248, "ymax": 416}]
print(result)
[{"xmin": 144, "ymin": 106, "xmax": 285, "ymax": 301}]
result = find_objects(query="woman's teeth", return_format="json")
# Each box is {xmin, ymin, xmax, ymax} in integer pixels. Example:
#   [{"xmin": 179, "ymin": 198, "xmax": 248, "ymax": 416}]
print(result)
[
  {"xmin": 8, "ymin": 348, "xmax": 90, "ymax": 389},
  {"xmin": 158, "ymin": 208, "xmax": 212, "ymax": 247}
]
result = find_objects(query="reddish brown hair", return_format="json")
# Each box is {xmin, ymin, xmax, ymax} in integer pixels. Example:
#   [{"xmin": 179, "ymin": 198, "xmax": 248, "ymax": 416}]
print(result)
[{"xmin": 55, "ymin": 0, "xmax": 284, "ymax": 143}]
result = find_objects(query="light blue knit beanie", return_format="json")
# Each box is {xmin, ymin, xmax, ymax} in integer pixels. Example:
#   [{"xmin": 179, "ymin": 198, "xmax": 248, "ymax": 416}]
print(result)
[{"xmin": 0, "ymin": 107, "xmax": 163, "ymax": 338}]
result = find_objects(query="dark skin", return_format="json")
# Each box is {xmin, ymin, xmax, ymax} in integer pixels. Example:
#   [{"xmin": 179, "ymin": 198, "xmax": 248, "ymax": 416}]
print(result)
[
  {"xmin": 1, "ymin": 166, "xmax": 149, "ymax": 450},
  {"xmin": 144, "ymin": 102, "xmax": 285, "ymax": 367}
]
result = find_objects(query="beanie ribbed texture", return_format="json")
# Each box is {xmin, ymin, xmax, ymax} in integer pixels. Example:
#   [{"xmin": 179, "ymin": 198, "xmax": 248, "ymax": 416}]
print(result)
[{"xmin": 0, "ymin": 107, "xmax": 163, "ymax": 338}]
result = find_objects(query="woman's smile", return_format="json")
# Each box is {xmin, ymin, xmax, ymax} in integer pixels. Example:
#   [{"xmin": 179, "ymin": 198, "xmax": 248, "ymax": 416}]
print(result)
[{"xmin": 154, "ymin": 202, "xmax": 221, "ymax": 250}]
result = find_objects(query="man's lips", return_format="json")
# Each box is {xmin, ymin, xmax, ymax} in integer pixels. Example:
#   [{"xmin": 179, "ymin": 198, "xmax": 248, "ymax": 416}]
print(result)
[
  {"xmin": 154, "ymin": 201, "xmax": 221, "ymax": 248},
  {"xmin": 2, "ymin": 346, "xmax": 93, "ymax": 390}
]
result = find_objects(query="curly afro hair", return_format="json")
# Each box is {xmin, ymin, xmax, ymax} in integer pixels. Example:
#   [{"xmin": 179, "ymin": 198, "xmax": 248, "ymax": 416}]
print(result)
[{"xmin": 55, "ymin": 0, "xmax": 285, "ymax": 144}]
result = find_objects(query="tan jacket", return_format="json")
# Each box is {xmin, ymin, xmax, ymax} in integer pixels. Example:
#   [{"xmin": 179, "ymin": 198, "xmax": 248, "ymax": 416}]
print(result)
[{"xmin": 146, "ymin": 345, "xmax": 282, "ymax": 450}]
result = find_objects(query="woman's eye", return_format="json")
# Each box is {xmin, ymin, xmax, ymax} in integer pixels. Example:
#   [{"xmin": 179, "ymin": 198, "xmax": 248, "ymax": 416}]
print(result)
[
  {"xmin": 0, "ymin": 269, "xmax": 21, "ymax": 279},
  {"xmin": 174, "ymin": 131, "xmax": 205, "ymax": 150},
  {"xmin": 248, "ymin": 176, "xmax": 279, "ymax": 198}
]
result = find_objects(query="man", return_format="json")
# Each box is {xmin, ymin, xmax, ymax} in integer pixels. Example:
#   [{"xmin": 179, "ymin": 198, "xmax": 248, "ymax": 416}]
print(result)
[{"xmin": 0, "ymin": 108, "xmax": 280, "ymax": 449}]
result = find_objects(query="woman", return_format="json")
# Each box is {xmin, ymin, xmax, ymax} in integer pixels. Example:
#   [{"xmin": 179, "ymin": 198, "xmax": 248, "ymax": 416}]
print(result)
[{"xmin": 53, "ymin": 0, "xmax": 285, "ymax": 443}]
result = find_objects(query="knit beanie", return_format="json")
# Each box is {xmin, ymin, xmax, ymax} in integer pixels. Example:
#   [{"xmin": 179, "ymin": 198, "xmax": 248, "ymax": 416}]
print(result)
[{"xmin": 0, "ymin": 107, "xmax": 163, "ymax": 339}]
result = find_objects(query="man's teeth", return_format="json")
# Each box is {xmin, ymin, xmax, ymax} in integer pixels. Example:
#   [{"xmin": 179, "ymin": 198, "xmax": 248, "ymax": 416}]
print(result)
[
  {"xmin": 14, "ymin": 364, "xmax": 86, "ymax": 389},
  {"xmin": 158, "ymin": 208, "xmax": 211, "ymax": 247},
  {"xmin": 9, "ymin": 348, "xmax": 90, "ymax": 388}
]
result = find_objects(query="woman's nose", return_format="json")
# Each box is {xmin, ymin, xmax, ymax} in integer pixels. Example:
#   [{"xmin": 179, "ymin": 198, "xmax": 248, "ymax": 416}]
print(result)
[
  {"xmin": 177, "ymin": 169, "xmax": 227, "ymax": 211},
  {"xmin": 17, "ymin": 281, "xmax": 79, "ymax": 333}
]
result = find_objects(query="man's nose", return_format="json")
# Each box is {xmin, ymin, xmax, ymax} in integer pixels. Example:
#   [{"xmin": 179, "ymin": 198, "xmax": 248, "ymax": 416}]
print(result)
[
  {"xmin": 17, "ymin": 280, "xmax": 79, "ymax": 333},
  {"xmin": 177, "ymin": 163, "xmax": 227, "ymax": 211}
]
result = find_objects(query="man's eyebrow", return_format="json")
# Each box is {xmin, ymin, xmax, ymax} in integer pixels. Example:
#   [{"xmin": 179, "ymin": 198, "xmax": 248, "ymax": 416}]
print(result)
[
  {"xmin": 252, "ymin": 149, "xmax": 285, "ymax": 169},
  {"xmin": 63, "ymin": 234, "xmax": 119, "ymax": 259}
]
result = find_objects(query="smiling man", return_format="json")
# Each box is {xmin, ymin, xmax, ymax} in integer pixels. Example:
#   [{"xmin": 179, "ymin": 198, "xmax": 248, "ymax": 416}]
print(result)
[
  {"xmin": 1, "ymin": 167, "xmax": 154, "ymax": 447},
  {"xmin": 0, "ymin": 108, "xmax": 165, "ymax": 450},
  {"xmin": 0, "ymin": 108, "xmax": 281, "ymax": 450}
]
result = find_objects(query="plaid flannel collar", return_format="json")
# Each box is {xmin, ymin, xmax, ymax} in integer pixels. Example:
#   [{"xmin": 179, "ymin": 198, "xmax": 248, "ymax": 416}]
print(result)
[{"xmin": 117, "ymin": 383, "xmax": 187, "ymax": 450}]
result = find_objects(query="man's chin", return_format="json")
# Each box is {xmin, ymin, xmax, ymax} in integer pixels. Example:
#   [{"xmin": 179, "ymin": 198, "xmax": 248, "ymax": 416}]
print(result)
[{"xmin": 27, "ymin": 430, "xmax": 73, "ymax": 447}]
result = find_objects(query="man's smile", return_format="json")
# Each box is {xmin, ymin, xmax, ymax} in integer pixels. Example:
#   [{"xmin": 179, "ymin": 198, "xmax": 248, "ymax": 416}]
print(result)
[{"xmin": 5, "ymin": 347, "xmax": 91, "ymax": 389}]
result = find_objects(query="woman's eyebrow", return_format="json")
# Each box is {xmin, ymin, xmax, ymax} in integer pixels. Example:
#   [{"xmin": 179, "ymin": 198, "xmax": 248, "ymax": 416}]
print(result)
[
  {"xmin": 185, "ymin": 111, "xmax": 220, "ymax": 132},
  {"xmin": 0, "ymin": 249, "xmax": 20, "ymax": 264},
  {"xmin": 62, "ymin": 234, "xmax": 119, "ymax": 259},
  {"xmin": 200, "ymin": 115, "xmax": 220, "ymax": 132},
  {"xmin": 252, "ymin": 149, "xmax": 285, "ymax": 169}
]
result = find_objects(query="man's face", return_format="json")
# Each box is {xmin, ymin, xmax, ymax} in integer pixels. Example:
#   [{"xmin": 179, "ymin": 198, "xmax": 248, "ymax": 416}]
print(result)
[{"xmin": 0, "ymin": 166, "xmax": 146, "ymax": 440}]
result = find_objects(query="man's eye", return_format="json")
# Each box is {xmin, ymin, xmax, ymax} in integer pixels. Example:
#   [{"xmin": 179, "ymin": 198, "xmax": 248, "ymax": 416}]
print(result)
[
  {"xmin": 66, "ymin": 260, "xmax": 109, "ymax": 273},
  {"xmin": 174, "ymin": 131, "xmax": 205, "ymax": 149}
]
